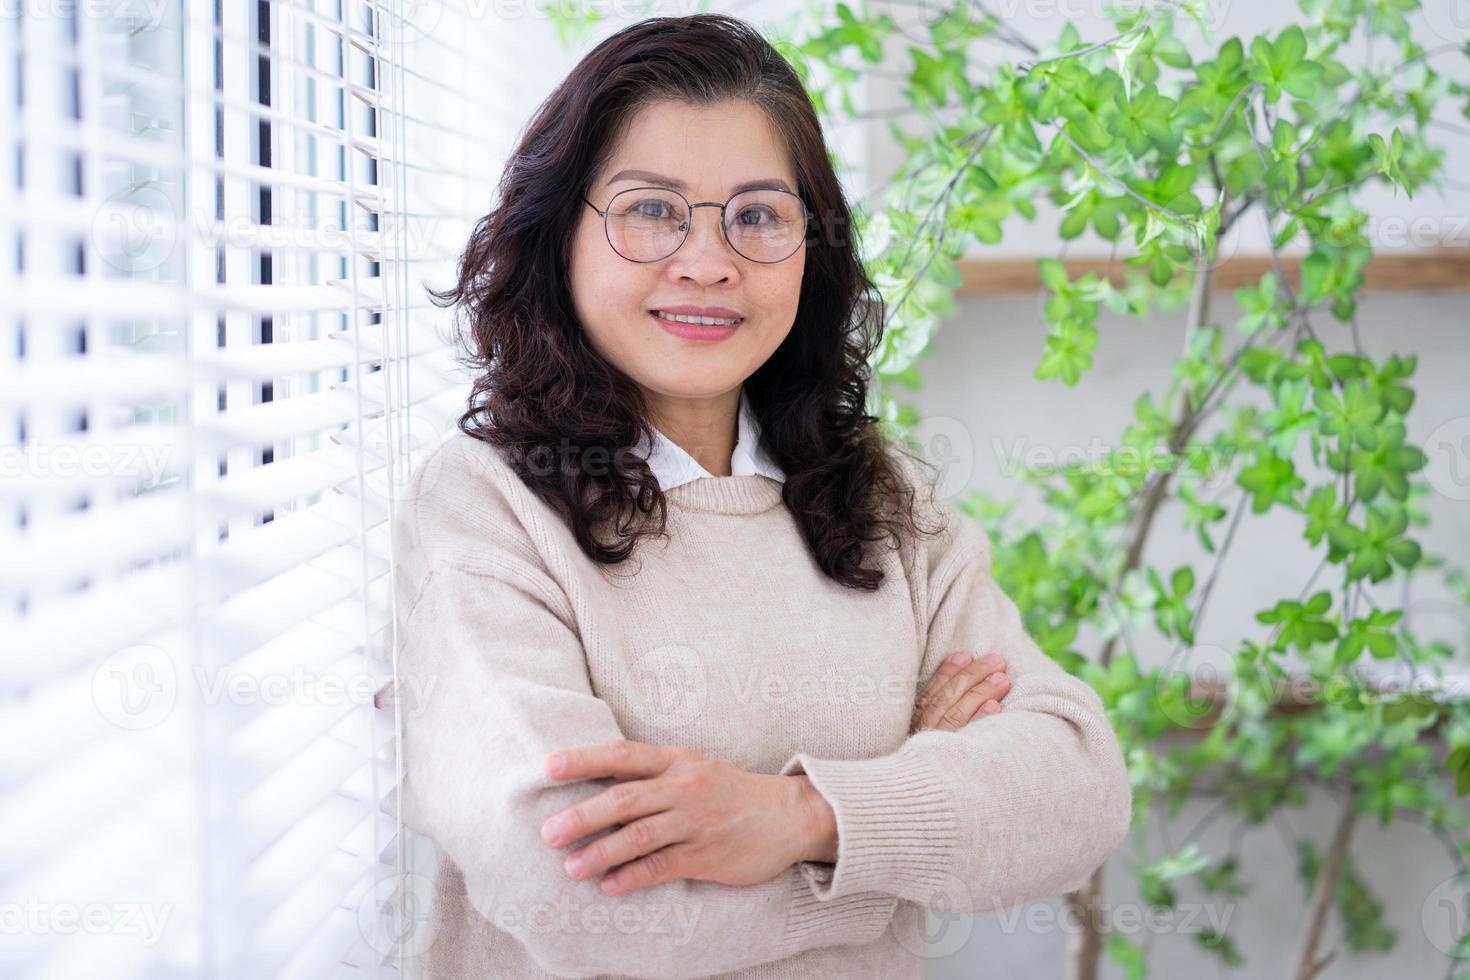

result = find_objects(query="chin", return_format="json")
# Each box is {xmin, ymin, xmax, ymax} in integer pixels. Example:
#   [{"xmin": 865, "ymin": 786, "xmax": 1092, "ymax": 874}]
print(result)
[{"xmin": 638, "ymin": 375, "xmax": 743, "ymax": 398}]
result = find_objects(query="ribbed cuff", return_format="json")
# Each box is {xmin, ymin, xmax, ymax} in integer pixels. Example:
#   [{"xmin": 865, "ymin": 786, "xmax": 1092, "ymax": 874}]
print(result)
[
  {"xmin": 779, "ymin": 747, "xmax": 960, "ymax": 902},
  {"xmin": 774, "ymin": 864, "xmax": 899, "ymax": 957}
]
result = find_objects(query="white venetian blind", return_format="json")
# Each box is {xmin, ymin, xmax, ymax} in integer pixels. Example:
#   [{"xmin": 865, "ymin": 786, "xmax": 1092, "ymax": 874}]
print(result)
[{"xmin": 0, "ymin": 0, "xmax": 507, "ymax": 976}]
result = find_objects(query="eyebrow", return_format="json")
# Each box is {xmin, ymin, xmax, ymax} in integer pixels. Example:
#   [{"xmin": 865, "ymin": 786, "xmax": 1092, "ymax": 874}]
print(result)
[{"xmin": 605, "ymin": 169, "xmax": 794, "ymax": 196}]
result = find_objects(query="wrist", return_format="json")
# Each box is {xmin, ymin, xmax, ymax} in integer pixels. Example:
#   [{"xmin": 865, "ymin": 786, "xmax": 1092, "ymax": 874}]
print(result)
[{"xmin": 787, "ymin": 774, "xmax": 838, "ymax": 865}]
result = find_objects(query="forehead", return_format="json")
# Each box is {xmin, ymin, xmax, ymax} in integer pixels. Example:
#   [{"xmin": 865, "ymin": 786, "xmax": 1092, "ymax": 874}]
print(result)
[{"xmin": 598, "ymin": 99, "xmax": 796, "ymax": 198}]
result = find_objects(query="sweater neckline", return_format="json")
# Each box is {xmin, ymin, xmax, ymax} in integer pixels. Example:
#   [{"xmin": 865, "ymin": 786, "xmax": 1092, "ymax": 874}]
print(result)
[{"xmin": 663, "ymin": 474, "xmax": 785, "ymax": 515}]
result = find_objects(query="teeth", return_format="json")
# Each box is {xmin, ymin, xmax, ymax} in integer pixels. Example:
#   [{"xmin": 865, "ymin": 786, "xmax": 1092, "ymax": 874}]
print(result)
[{"xmin": 653, "ymin": 310, "xmax": 740, "ymax": 326}]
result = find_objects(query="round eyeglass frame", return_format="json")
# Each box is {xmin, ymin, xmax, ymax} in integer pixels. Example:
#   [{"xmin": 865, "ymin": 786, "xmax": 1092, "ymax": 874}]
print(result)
[{"xmin": 581, "ymin": 185, "xmax": 814, "ymax": 265}]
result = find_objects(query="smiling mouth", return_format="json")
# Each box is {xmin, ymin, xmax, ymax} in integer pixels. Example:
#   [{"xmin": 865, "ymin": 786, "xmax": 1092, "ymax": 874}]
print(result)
[{"xmin": 649, "ymin": 309, "xmax": 744, "ymax": 327}]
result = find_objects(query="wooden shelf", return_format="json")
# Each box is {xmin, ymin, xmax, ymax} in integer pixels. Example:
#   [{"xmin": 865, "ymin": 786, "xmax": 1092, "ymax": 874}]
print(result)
[{"xmin": 956, "ymin": 249, "xmax": 1470, "ymax": 294}]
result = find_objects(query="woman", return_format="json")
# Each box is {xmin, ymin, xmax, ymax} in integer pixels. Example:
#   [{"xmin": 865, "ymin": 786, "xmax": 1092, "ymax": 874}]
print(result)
[{"xmin": 395, "ymin": 13, "xmax": 1133, "ymax": 979}]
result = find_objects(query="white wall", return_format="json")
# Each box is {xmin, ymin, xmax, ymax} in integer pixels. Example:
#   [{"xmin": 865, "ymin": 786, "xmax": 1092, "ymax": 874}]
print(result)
[{"xmin": 913, "ymin": 288, "xmax": 1470, "ymax": 979}]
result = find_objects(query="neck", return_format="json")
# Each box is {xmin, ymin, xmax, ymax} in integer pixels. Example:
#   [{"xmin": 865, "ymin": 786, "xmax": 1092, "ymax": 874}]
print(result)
[{"xmin": 644, "ymin": 388, "xmax": 741, "ymax": 477}]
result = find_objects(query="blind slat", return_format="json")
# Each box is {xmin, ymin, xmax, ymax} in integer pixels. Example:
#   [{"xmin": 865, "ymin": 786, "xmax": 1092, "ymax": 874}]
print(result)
[{"xmin": 5, "ymin": 0, "xmax": 505, "ymax": 973}]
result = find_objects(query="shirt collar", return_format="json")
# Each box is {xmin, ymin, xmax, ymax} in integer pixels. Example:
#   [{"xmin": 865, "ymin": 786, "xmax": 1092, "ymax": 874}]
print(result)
[{"xmin": 634, "ymin": 386, "xmax": 786, "ymax": 491}]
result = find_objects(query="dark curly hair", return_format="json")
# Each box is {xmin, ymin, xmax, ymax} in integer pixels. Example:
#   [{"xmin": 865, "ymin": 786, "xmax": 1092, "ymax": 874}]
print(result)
[{"xmin": 427, "ymin": 13, "xmax": 941, "ymax": 591}]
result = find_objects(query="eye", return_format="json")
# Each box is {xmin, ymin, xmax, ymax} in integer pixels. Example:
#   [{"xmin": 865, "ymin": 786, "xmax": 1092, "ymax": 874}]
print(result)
[
  {"xmin": 736, "ymin": 205, "xmax": 778, "ymax": 226},
  {"xmin": 630, "ymin": 199, "xmax": 680, "ymax": 220}
]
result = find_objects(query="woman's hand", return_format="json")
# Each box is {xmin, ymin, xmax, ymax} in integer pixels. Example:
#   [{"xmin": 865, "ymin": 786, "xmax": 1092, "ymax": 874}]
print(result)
[
  {"xmin": 540, "ymin": 740, "xmax": 813, "ymax": 895},
  {"xmin": 909, "ymin": 651, "xmax": 1010, "ymax": 734}
]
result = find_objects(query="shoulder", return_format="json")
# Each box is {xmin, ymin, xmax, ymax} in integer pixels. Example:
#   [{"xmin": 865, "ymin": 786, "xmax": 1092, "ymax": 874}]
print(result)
[
  {"xmin": 881, "ymin": 441, "xmax": 991, "ymax": 581},
  {"xmin": 401, "ymin": 430, "xmax": 555, "ymax": 571},
  {"xmin": 406, "ymin": 430, "xmax": 522, "ymax": 519}
]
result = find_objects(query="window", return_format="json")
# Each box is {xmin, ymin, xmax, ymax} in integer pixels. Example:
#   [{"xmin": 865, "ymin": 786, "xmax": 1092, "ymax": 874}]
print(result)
[{"xmin": 1, "ymin": 1, "xmax": 500, "ymax": 975}]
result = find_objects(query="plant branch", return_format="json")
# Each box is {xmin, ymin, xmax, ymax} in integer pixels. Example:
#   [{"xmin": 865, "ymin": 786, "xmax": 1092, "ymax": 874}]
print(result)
[
  {"xmin": 1287, "ymin": 793, "xmax": 1357, "ymax": 980},
  {"xmin": 1056, "ymin": 127, "xmax": 1196, "ymax": 225},
  {"xmin": 1287, "ymin": 173, "xmax": 1374, "ymax": 216},
  {"xmin": 1018, "ymin": 20, "xmax": 1150, "ymax": 75},
  {"xmin": 1164, "ymin": 490, "xmax": 1250, "ymax": 672},
  {"xmin": 968, "ymin": 0, "xmax": 1039, "ymax": 54},
  {"xmin": 885, "ymin": 126, "xmax": 996, "ymax": 327}
]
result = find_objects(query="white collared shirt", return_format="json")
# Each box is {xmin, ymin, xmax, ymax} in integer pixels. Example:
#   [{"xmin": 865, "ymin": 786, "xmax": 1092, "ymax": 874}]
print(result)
[{"xmin": 634, "ymin": 386, "xmax": 786, "ymax": 491}]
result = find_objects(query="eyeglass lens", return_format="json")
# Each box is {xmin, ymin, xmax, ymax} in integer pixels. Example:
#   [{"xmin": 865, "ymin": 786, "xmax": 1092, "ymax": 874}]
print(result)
[{"xmin": 603, "ymin": 187, "xmax": 806, "ymax": 263}]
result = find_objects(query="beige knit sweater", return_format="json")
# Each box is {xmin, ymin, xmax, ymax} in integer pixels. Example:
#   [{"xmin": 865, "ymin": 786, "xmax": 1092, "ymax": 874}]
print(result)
[{"xmin": 391, "ymin": 431, "xmax": 1133, "ymax": 979}]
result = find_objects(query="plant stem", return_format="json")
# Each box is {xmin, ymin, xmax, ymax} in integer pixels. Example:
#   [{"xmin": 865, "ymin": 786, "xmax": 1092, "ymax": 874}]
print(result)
[
  {"xmin": 1100, "ymin": 251, "xmax": 1217, "ymax": 670},
  {"xmin": 1074, "ymin": 242, "xmax": 1222, "ymax": 980},
  {"xmin": 1164, "ymin": 490, "xmax": 1249, "ymax": 671},
  {"xmin": 1064, "ymin": 866, "xmax": 1107, "ymax": 980},
  {"xmin": 1018, "ymin": 20, "xmax": 1150, "ymax": 74},
  {"xmin": 1288, "ymin": 793, "xmax": 1357, "ymax": 980},
  {"xmin": 1056, "ymin": 127, "xmax": 1196, "ymax": 225},
  {"xmin": 968, "ymin": 0, "xmax": 1038, "ymax": 54},
  {"xmin": 885, "ymin": 126, "xmax": 995, "ymax": 327}
]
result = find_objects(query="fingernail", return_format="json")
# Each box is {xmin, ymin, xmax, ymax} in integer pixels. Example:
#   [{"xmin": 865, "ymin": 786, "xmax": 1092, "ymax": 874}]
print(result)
[
  {"xmin": 542, "ymin": 815, "xmax": 567, "ymax": 844},
  {"xmin": 984, "ymin": 653, "xmax": 1003, "ymax": 668},
  {"xmin": 983, "ymin": 700, "xmax": 1001, "ymax": 713},
  {"xmin": 949, "ymin": 653, "xmax": 971, "ymax": 666},
  {"xmin": 548, "ymin": 753, "xmax": 566, "ymax": 775},
  {"xmin": 564, "ymin": 855, "xmax": 585, "ymax": 877}
]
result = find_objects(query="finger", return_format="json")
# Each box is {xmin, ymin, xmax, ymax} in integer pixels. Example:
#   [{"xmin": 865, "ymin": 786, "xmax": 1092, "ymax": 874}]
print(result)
[
  {"xmin": 563, "ymin": 809, "xmax": 684, "ymax": 882},
  {"xmin": 936, "ymin": 684, "xmax": 990, "ymax": 731},
  {"xmin": 545, "ymin": 738, "xmax": 671, "ymax": 782},
  {"xmin": 929, "ymin": 652, "xmax": 974, "ymax": 689},
  {"xmin": 915, "ymin": 654, "xmax": 1003, "ymax": 730},
  {"xmin": 937, "ymin": 671, "xmax": 1009, "ymax": 731},
  {"xmin": 542, "ymin": 777, "xmax": 675, "ymax": 848},
  {"xmin": 600, "ymin": 842, "xmax": 696, "ymax": 896},
  {"xmin": 939, "ymin": 653, "xmax": 1006, "ymax": 704},
  {"xmin": 912, "ymin": 653, "xmax": 976, "ymax": 720}
]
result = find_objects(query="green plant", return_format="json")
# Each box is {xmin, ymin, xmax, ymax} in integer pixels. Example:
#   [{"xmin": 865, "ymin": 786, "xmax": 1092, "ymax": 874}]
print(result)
[{"xmin": 550, "ymin": 3, "xmax": 1470, "ymax": 976}]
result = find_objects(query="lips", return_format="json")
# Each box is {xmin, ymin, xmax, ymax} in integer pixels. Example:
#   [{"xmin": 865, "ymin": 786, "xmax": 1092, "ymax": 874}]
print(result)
[
  {"xmin": 649, "ymin": 310, "xmax": 742, "ymax": 341},
  {"xmin": 648, "ymin": 308, "xmax": 744, "ymax": 325}
]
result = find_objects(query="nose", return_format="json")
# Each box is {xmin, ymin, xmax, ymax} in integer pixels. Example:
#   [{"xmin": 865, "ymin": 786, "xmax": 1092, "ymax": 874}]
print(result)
[{"xmin": 676, "ymin": 203, "xmax": 739, "ymax": 265}]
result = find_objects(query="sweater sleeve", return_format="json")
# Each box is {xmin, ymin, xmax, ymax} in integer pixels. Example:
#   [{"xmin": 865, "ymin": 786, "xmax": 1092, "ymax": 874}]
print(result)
[
  {"xmin": 776, "ymin": 477, "xmax": 1134, "ymax": 914},
  {"xmin": 393, "ymin": 455, "xmax": 899, "ymax": 979}
]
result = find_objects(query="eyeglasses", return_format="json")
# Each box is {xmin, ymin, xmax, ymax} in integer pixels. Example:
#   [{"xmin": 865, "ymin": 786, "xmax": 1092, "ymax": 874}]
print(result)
[{"xmin": 581, "ymin": 186, "xmax": 812, "ymax": 264}]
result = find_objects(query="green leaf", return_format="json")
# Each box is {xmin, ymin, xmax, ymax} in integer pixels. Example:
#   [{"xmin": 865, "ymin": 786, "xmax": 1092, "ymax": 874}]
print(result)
[
  {"xmin": 1315, "ymin": 382, "xmax": 1386, "ymax": 451},
  {"xmin": 1256, "ymin": 590, "xmax": 1338, "ymax": 652},
  {"xmin": 1039, "ymin": 257, "xmax": 1070, "ymax": 292},
  {"xmin": 1238, "ymin": 446, "xmax": 1306, "ymax": 513},
  {"xmin": 1448, "ymin": 745, "xmax": 1470, "ymax": 797},
  {"xmin": 1336, "ymin": 608, "xmax": 1403, "ymax": 664}
]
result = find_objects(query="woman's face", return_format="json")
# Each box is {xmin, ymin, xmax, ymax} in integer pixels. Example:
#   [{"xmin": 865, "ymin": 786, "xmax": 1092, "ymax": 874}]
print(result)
[{"xmin": 569, "ymin": 99, "xmax": 805, "ymax": 411}]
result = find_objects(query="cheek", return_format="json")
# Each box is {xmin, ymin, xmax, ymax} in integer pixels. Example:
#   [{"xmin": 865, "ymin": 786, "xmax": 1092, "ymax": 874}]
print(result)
[
  {"xmin": 765, "ymin": 261, "xmax": 805, "ymax": 317},
  {"xmin": 571, "ymin": 232, "xmax": 629, "ymax": 308}
]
